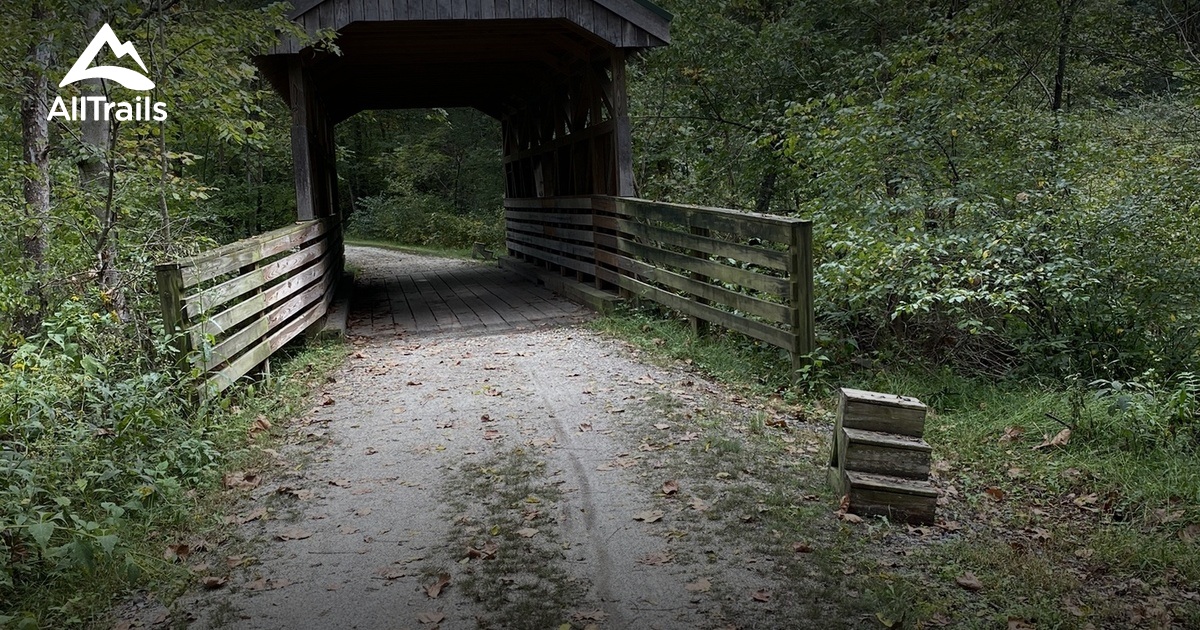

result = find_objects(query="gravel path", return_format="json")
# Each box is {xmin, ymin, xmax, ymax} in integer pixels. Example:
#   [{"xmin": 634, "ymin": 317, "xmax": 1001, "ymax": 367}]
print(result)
[{"xmin": 179, "ymin": 249, "xmax": 807, "ymax": 630}]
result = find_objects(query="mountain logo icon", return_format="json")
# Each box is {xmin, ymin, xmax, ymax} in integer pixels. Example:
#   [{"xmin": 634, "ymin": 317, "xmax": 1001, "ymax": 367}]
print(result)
[{"xmin": 60, "ymin": 23, "xmax": 154, "ymax": 91}]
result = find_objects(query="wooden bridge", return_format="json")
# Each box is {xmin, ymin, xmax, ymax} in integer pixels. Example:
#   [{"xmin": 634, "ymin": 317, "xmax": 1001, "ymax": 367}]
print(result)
[{"xmin": 156, "ymin": 0, "xmax": 814, "ymax": 396}]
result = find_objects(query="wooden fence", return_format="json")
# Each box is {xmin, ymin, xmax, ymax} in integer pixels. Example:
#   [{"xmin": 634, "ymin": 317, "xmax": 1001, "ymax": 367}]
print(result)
[
  {"xmin": 156, "ymin": 217, "xmax": 342, "ymax": 395},
  {"xmin": 505, "ymin": 195, "xmax": 814, "ymax": 371}
]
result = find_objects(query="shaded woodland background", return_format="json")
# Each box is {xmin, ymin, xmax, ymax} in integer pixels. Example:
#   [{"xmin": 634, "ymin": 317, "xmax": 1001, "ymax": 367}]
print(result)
[{"xmin": 3, "ymin": 0, "xmax": 1200, "ymax": 625}]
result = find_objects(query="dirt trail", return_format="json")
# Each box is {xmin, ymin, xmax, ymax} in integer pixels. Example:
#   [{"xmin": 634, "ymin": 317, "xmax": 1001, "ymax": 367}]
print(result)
[{"xmin": 180, "ymin": 249, "xmax": 814, "ymax": 630}]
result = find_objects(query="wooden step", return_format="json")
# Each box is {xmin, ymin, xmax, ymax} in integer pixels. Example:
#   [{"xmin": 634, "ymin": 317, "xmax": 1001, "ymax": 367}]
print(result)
[
  {"xmin": 830, "ymin": 468, "xmax": 938, "ymax": 525},
  {"xmin": 837, "ymin": 388, "xmax": 927, "ymax": 438},
  {"xmin": 838, "ymin": 427, "xmax": 932, "ymax": 479}
]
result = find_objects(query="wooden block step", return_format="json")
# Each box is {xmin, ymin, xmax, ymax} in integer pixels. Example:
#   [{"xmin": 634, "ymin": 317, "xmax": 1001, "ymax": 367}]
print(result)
[
  {"xmin": 830, "ymin": 468, "xmax": 938, "ymax": 525},
  {"xmin": 837, "ymin": 388, "xmax": 927, "ymax": 438},
  {"xmin": 838, "ymin": 427, "xmax": 932, "ymax": 479}
]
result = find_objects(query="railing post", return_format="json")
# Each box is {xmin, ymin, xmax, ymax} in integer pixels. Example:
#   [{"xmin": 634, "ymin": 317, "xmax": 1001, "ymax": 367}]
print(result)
[
  {"xmin": 788, "ymin": 221, "xmax": 816, "ymax": 382},
  {"xmin": 156, "ymin": 263, "xmax": 191, "ymax": 360},
  {"xmin": 688, "ymin": 225, "xmax": 711, "ymax": 336}
]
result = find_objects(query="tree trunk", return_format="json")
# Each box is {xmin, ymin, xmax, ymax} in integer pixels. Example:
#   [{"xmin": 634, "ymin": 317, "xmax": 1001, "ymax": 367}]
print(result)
[
  {"xmin": 78, "ymin": 10, "xmax": 128, "ymax": 319},
  {"xmin": 18, "ymin": 1, "xmax": 52, "ymax": 334}
]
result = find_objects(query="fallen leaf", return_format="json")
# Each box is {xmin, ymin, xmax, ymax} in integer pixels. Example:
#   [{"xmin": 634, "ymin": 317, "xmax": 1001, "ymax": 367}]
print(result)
[
  {"xmin": 877, "ymin": 612, "xmax": 898, "ymax": 628},
  {"xmin": 416, "ymin": 611, "xmax": 445, "ymax": 624},
  {"xmin": 238, "ymin": 507, "xmax": 268, "ymax": 524},
  {"xmin": 633, "ymin": 510, "xmax": 664, "ymax": 523},
  {"xmin": 275, "ymin": 527, "xmax": 312, "ymax": 541},
  {"xmin": 226, "ymin": 554, "xmax": 249, "ymax": 568},
  {"xmin": 793, "ymin": 542, "xmax": 813, "ymax": 553},
  {"xmin": 355, "ymin": 508, "xmax": 373, "ymax": 517},
  {"xmin": 516, "ymin": 527, "xmax": 539, "ymax": 538},
  {"xmin": 637, "ymin": 551, "xmax": 674, "ymax": 566},
  {"xmin": 686, "ymin": 577, "xmax": 712, "ymax": 593},
  {"xmin": 661, "ymin": 480, "xmax": 679, "ymax": 495},
  {"xmin": 1007, "ymin": 619, "xmax": 1035, "ymax": 630},
  {"xmin": 956, "ymin": 572, "xmax": 984, "ymax": 591},
  {"xmin": 984, "ymin": 486, "xmax": 1007, "ymax": 502},
  {"xmin": 483, "ymin": 430, "xmax": 502, "ymax": 441},
  {"xmin": 425, "ymin": 573, "xmax": 451, "ymax": 598},
  {"xmin": 839, "ymin": 512, "xmax": 864, "ymax": 524},
  {"xmin": 328, "ymin": 478, "xmax": 352, "ymax": 488},
  {"xmin": 222, "ymin": 471, "xmax": 261, "ymax": 490},
  {"xmin": 163, "ymin": 543, "xmax": 191, "ymax": 562},
  {"xmin": 339, "ymin": 525, "xmax": 359, "ymax": 535},
  {"xmin": 578, "ymin": 422, "xmax": 593, "ymax": 432},
  {"xmin": 1181, "ymin": 524, "xmax": 1200, "ymax": 544},
  {"xmin": 998, "ymin": 425, "xmax": 1025, "ymax": 444},
  {"xmin": 751, "ymin": 589, "xmax": 771, "ymax": 602},
  {"xmin": 654, "ymin": 423, "xmax": 671, "ymax": 430},
  {"xmin": 688, "ymin": 496, "xmax": 710, "ymax": 512},
  {"xmin": 245, "ymin": 577, "xmax": 291, "ymax": 592},
  {"xmin": 406, "ymin": 381, "xmax": 422, "ymax": 386},
  {"xmin": 249, "ymin": 416, "xmax": 271, "ymax": 437},
  {"xmin": 485, "ymin": 388, "xmax": 503, "ymax": 397},
  {"xmin": 202, "ymin": 576, "xmax": 228, "ymax": 589},
  {"xmin": 1033, "ymin": 428, "xmax": 1071, "ymax": 450}
]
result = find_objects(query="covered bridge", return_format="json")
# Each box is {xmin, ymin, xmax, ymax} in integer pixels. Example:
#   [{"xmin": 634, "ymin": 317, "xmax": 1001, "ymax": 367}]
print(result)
[{"xmin": 157, "ymin": 0, "xmax": 814, "ymax": 395}]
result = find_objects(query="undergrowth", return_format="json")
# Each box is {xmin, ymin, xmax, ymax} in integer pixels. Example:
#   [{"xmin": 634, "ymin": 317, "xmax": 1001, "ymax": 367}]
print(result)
[{"xmin": 0, "ymin": 293, "xmax": 346, "ymax": 629}]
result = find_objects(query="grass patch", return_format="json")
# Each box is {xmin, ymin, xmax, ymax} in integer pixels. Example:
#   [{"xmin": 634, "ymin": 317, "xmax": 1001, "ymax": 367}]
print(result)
[
  {"xmin": 344, "ymin": 238, "xmax": 476, "ymax": 261},
  {"xmin": 593, "ymin": 306, "xmax": 1200, "ymax": 628},
  {"xmin": 590, "ymin": 304, "xmax": 802, "ymax": 398},
  {"xmin": 443, "ymin": 446, "xmax": 583, "ymax": 630}
]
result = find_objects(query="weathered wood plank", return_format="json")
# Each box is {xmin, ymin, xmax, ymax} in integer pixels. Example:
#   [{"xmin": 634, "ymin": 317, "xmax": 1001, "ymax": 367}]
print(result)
[
  {"xmin": 837, "ymin": 388, "xmax": 927, "ymax": 438},
  {"xmin": 156, "ymin": 264, "xmax": 189, "ymax": 357},
  {"xmin": 506, "ymin": 231, "xmax": 593, "ymax": 259},
  {"xmin": 838, "ymin": 428, "xmax": 932, "ymax": 479},
  {"xmin": 289, "ymin": 61, "xmax": 315, "ymax": 222},
  {"xmin": 593, "ymin": 215, "xmax": 788, "ymax": 271},
  {"xmin": 184, "ymin": 239, "xmax": 328, "ymax": 319},
  {"xmin": 615, "ymin": 236, "xmax": 790, "ymax": 296},
  {"xmin": 206, "ymin": 277, "xmax": 333, "ymax": 394},
  {"xmin": 616, "ymin": 256, "xmax": 790, "ymax": 324},
  {"xmin": 179, "ymin": 219, "xmax": 330, "ymax": 287},
  {"xmin": 608, "ymin": 272, "xmax": 797, "ymax": 352},
  {"xmin": 192, "ymin": 254, "xmax": 331, "ymax": 344},
  {"xmin": 506, "ymin": 241, "xmax": 595, "ymax": 276},
  {"xmin": 606, "ymin": 196, "xmax": 802, "ymax": 243},
  {"xmin": 504, "ymin": 196, "xmax": 594, "ymax": 210},
  {"xmin": 505, "ymin": 220, "xmax": 595, "ymax": 243},
  {"xmin": 505, "ymin": 210, "xmax": 593, "ymax": 225}
]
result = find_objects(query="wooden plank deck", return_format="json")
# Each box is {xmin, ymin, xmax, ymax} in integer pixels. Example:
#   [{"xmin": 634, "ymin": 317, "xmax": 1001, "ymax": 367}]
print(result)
[{"xmin": 346, "ymin": 251, "xmax": 589, "ymax": 337}]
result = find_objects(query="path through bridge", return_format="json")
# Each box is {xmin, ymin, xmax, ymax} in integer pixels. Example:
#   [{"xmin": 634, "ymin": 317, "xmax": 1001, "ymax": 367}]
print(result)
[{"xmin": 173, "ymin": 246, "xmax": 833, "ymax": 630}]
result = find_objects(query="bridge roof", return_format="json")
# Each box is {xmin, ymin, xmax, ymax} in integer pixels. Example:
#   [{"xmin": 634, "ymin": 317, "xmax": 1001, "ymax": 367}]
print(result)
[{"xmin": 257, "ymin": 0, "xmax": 672, "ymax": 120}]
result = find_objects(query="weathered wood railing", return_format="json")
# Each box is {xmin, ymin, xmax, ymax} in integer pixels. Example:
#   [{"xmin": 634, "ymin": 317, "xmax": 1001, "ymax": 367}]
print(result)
[
  {"xmin": 156, "ymin": 217, "xmax": 342, "ymax": 395},
  {"xmin": 505, "ymin": 195, "xmax": 814, "ymax": 372}
]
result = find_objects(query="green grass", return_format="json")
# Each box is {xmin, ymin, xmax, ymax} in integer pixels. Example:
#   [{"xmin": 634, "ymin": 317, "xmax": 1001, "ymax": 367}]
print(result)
[
  {"xmin": 343, "ymin": 237, "xmax": 477, "ymax": 261},
  {"xmin": 592, "ymin": 306, "xmax": 1200, "ymax": 629}
]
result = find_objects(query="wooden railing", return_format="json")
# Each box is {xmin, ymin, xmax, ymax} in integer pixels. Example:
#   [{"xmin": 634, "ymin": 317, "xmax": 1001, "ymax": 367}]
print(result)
[
  {"xmin": 504, "ymin": 195, "xmax": 814, "ymax": 372},
  {"xmin": 156, "ymin": 217, "xmax": 342, "ymax": 395}
]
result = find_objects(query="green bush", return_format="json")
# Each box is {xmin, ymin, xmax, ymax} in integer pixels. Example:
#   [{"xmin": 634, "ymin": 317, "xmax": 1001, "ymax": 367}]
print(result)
[
  {"xmin": 345, "ymin": 194, "xmax": 504, "ymax": 252},
  {"xmin": 0, "ymin": 293, "xmax": 208, "ymax": 617}
]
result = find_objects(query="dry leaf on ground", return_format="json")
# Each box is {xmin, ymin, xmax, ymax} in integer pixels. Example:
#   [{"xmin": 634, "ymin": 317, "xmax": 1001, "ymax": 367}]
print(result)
[
  {"xmin": 516, "ymin": 527, "xmax": 539, "ymax": 538},
  {"xmin": 222, "ymin": 471, "xmax": 261, "ymax": 490},
  {"xmin": 425, "ymin": 573, "xmax": 451, "ymax": 598},
  {"xmin": 633, "ymin": 510, "xmax": 664, "ymax": 523},
  {"xmin": 1033, "ymin": 428, "xmax": 1071, "ymax": 450},
  {"xmin": 661, "ymin": 480, "xmax": 679, "ymax": 495},
  {"xmin": 686, "ymin": 577, "xmax": 712, "ymax": 593},
  {"xmin": 956, "ymin": 572, "xmax": 984, "ymax": 591},
  {"xmin": 201, "ymin": 576, "xmax": 228, "ymax": 590},
  {"xmin": 416, "ymin": 611, "xmax": 445, "ymax": 624},
  {"xmin": 751, "ymin": 589, "xmax": 771, "ymax": 602},
  {"xmin": 275, "ymin": 527, "xmax": 312, "ymax": 541}
]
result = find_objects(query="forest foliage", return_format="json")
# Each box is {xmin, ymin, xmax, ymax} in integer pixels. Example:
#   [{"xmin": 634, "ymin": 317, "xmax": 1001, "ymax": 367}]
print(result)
[{"xmin": 1, "ymin": 0, "xmax": 1200, "ymax": 625}]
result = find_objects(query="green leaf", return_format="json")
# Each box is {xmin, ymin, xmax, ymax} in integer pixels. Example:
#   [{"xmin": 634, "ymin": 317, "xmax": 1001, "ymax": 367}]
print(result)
[
  {"xmin": 27, "ymin": 521, "xmax": 54, "ymax": 548},
  {"xmin": 97, "ymin": 535, "xmax": 120, "ymax": 555}
]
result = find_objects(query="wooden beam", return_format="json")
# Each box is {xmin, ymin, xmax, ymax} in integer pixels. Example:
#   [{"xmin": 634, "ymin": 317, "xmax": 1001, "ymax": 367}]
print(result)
[{"xmin": 289, "ymin": 59, "xmax": 316, "ymax": 221}]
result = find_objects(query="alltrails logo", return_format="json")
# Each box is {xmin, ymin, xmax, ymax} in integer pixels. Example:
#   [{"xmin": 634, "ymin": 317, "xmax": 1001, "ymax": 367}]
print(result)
[{"xmin": 49, "ymin": 23, "xmax": 167, "ymax": 122}]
